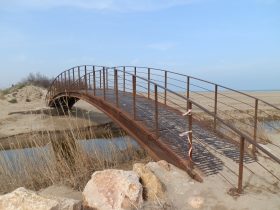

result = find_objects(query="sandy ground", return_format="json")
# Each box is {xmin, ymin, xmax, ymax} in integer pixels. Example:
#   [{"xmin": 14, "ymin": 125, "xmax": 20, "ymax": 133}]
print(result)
[
  {"xmin": 144, "ymin": 161, "xmax": 280, "ymax": 210},
  {"xmin": 0, "ymin": 85, "xmax": 112, "ymax": 138},
  {"xmin": 161, "ymin": 91, "xmax": 280, "ymax": 115}
]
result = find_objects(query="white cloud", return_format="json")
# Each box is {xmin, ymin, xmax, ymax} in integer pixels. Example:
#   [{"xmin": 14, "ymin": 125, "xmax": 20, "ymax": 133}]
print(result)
[
  {"xmin": 2, "ymin": 0, "xmax": 195, "ymax": 12},
  {"xmin": 147, "ymin": 42, "xmax": 176, "ymax": 51}
]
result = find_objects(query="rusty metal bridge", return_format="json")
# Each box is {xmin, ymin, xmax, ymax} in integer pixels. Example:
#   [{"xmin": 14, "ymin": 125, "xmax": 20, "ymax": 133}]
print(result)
[{"xmin": 46, "ymin": 65, "xmax": 280, "ymax": 193}]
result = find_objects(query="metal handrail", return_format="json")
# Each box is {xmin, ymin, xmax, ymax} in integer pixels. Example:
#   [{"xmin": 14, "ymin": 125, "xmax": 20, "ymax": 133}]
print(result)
[{"xmin": 115, "ymin": 66, "xmax": 280, "ymax": 111}]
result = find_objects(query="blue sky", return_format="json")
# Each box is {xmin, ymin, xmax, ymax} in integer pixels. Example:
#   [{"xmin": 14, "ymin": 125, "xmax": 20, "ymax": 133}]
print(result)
[{"xmin": 0, "ymin": 0, "xmax": 280, "ymax": 90}]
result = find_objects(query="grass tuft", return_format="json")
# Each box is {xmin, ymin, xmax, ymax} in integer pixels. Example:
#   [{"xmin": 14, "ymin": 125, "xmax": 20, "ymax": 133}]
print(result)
[{"xmin": 8, "ymin": 98, "xmax": 17, "ymax": 103}]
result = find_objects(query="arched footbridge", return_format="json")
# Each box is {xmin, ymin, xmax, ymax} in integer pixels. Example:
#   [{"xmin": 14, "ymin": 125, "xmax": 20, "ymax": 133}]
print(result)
[{"xmin": 46, "ymin": 65, "xmax": 280, "ymax": 192}]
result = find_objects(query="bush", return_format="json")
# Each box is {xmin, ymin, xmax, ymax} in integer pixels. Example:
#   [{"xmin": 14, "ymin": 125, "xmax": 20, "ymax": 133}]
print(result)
[
  {"xmin": 0, "ymin": 73, "xmax": 52, "ymax": 95},
  {"xmin": 21, "ymin": 72, "xmax": 53, "ymax": 89}
]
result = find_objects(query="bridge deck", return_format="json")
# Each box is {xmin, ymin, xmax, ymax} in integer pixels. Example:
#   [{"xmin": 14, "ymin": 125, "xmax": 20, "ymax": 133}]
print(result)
[{"xmin": 80, "ymin": 89, "xmax": 254, "ymax": 176}]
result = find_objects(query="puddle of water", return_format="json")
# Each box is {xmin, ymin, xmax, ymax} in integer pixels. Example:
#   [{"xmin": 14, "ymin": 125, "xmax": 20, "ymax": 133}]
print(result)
[
  {"xmin": 79, "ymin": 136, "xmax": 139, "ymax": 153},
  {"xmin": 262, "ymin": 120, "xmax": 280, "ymax": 134}
]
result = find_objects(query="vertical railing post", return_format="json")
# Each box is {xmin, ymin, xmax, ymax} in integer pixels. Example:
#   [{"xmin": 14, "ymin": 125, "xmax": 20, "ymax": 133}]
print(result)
[
  {"xmin": 114, "ymin": 68, "xmax": 119, "ymax": 107},
  {"xmin": 61, "ymin": 74, "xmax": 63, "ymax": 91},
  {"xmin": 93, "ymin": 66, "xmax": 96, "ymax": 96},
  {"xmin": 188, "ymin": 101, "xmax": 193, "ymax": 168},
  {"xmin": 55, "ymin": 77, "xmax": 59, "ymax": 91},
  {"xmin": 238, "ymin": 136, "xmax": 245, "ymax": 193},
  {"xmin": 164, "ymin": 71, "xmax": 167, "ymax": 105},
  {"xmin": 123, "ymin": 67, "xmax": 126, "ymax": 93},
  {"xmin": 253, "ymin": 99, "xmax": 258, "ymax": 155},
  {"xmin": 78, "ymin": 66, "xmax": 81, "ymax": 88},
  {"xmin": 88, "ymin": 69, "xmax": 91, "ymax": 90},
  {"xmin": 60, "ymin": 74, "xmax": 64, "ymax": 91},
  {"xmin": 72, "ymin": 68, "xmax": 75, "ymax": 82},
  {"xmin": 58, "ymin": 75, "xmax": 60, "ymax": 91},
  {"xmin": 56, "ymin": 76, "xmax": 59, "ymax": 92},
  {"xmin": 57, "ymin": 75, "xmax": 60, "ymax": 91},
  {"xmin": 214, "ymin": 84, "xmax": 218, "ymax": 130},
  {"xmin": 148, "ymin": 68, "xmax": 150, "ymax": 99},
  {"xmin": 64, "ymin": 71, "xmax": 66, "ymax": 92},
  {"xmin": 72, "ymin": 68, "xmax": 75, "ymax": 90},
  {"xmin": 106, "ymin": 68, "xmax": 108, "ymax": 89},
  {"xmin": 99, "ymin": 70, "xmax": 102, "ymax": 89},
  {"xmin": 84, "ymin": 66, "xmax": 88, "ymax": 93},
  {"xmin": 68, "ymin": 70, "xmax": 70, "ymax": 89},
  {"xmin": 103, "ymin": 67, "xmax": 106, "ymax": 100},
  {"xmin": 57, "ymin": 78, "xmax": 59, "ymax": 93},
  {"xmin": 132, "ymin": 75, "xmax": 136, "ymax": 120},
  {"xmin": 187, "ymin": 76, "xmax": 190, "ymax": 110},
  {"xmin": 134, "ymin": 67, "xmax": 136, "ymax": 75},
  {"xmin": 62, "ymin": 74, "xmax": 64, "ymax": 91},
  {"xmin": 155, "ymin": 84, "xmax": 159, "ymax": 139}
]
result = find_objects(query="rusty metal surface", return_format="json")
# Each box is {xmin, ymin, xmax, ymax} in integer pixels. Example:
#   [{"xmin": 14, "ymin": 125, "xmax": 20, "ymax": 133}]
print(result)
[{"xmin": 46, "ymin": 65, "xmax": 280, "ymax": 191}]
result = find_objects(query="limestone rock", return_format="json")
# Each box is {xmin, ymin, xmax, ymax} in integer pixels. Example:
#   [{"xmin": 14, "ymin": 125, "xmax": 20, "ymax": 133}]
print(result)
[
  {"xmin": 157, "ymin": 160, "xmax": 171, "ymax": 171},
  {"xmin": 0, "ymin": 187, "xmax": 59, "ymax": 210},
  {"xmin": 83, "ymin": 169, "xmax": 143, "ymax": 210},
  {"xmin": 133, "ymin": 163, "xmax": 165, "ymax": 201},
  {"xmin": 39, "ymin": 185, "xmax": 82, "ymax": 210}
]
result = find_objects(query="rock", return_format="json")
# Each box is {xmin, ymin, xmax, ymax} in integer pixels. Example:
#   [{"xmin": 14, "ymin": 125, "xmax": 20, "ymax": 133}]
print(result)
[
  {"xmin": 0, "ymin": 187, "xmax": 59, "ymax": 210},
  {"xmin": 39, "ymin": 185, "xmax": 82, "ymax": 210},
  {"xmin": 0, "ymin": 186, "xmax": 82, "ymax": 210},
  {"xmin": 133, "ymin": 163, "xmax": 165, "ymax": 201},
  {"xmin": 157, "ymin": 160, "xmax": 171, "ymax": 171},
  {"xmin": 39, "ymin": 185, "xmax": 82, "ymax": 201},
  {"xmin": 44, "ymin": 196, "xmax": 81, "ymax": 210},
  {"xmin": 187, "ymin": 196, "xmax": 204, "ymax": 209},
  {"xmin": 83, "ymin": 169, "xmax": 143, "ymax": 210}
]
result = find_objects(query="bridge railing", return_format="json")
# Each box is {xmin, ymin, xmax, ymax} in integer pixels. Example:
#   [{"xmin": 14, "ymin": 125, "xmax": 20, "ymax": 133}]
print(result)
[
  {"xmin": 113, "ymin": 66, "xmax": 280, "ymax": 154},
  {"xmin": 46, "ymin": 65, "xmax": 280, "ymax": 193},
  {"xmin": 46, "ymin": 65, "xmax": 106, "ymax": 101},
  {"xmin": 63, "ymin": 66, "xmax": 280, "ymax": 156}
]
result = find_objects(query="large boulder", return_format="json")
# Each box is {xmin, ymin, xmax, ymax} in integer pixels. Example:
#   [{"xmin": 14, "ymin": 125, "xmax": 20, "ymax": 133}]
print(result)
[
  {"xmin": 0, "ymin": 187, "xmax": 59, "ymax": 210},
  {"xmin": 83, "ymin": 169, "xmax": 143, "ymax": 210},
  {"xmin": 133, "ymin": 163, "xmax": 165, "ymax": 201}
]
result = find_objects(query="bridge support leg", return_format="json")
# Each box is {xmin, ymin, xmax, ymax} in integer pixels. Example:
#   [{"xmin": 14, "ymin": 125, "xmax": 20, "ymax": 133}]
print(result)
[
  {"xmin": 214, "ymin": 84, "xmax": 218, "ymax": 131},
  {"xmin": 188, "ymin": 101, "xmax": 193, "ymax": 169},
  {"xmin": 253, "ymin": 99, "xmax": 258, "ymax": 156},
  {"xmin": 238, "ymin": 136, "xmax": 245, "ymax": 193}
]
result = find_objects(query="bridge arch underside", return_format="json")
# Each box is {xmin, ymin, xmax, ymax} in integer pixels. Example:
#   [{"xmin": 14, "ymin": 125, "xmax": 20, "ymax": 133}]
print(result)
[{"xmin": 48, "ymin": 90, "xmax": 254, "ymax": 178}]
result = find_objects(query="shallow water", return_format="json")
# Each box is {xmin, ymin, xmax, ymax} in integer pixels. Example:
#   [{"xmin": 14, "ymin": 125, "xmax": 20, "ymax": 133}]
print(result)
[
  {"xmin": 79, "ymin": 136, "xmax": 139, "ymax": 152},
  {"xmin": 262, "ymin": 120, "xmax": 280, "ymax": 134},
  {"xmin": 0, "ymin": 136, "xmax": 138, "ymax": 172}
]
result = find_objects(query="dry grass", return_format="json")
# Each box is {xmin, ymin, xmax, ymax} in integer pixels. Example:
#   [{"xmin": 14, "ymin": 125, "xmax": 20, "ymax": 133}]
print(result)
[
  {"xmin": 0, "ymin": 106, "xmax": 151, "ymax": 194},
  {"xmin": 193, "ymin": 109, "xmax": 272, "ymax": 145}
]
